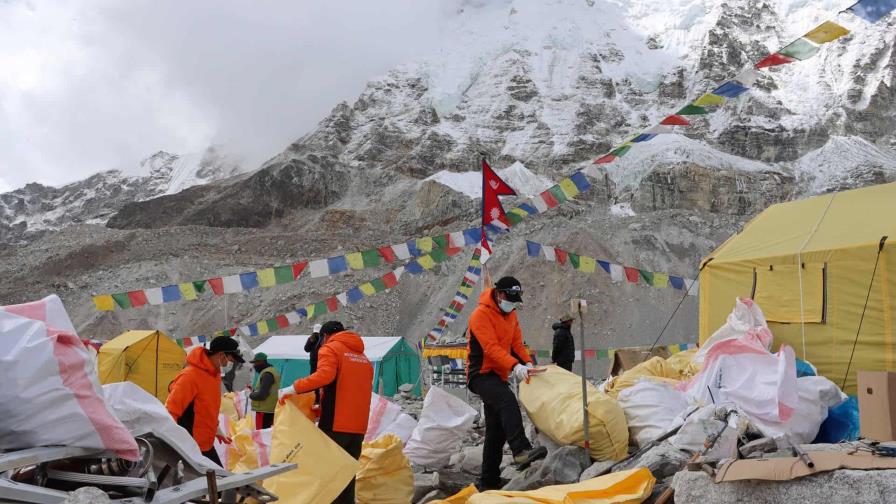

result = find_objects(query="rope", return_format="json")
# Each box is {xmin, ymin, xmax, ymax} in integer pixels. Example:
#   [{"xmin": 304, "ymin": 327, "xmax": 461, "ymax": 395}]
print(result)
[
  {"xmin": 841, "ymin": 236, "xmax": 888, "ymax": 390},
  {"xmin": 795, "ymin": 192, "xmax": 837, "ymax": 359},
  {"xmin": 648, "ymin": 261, "xmax": 707, "ymax": 352}
]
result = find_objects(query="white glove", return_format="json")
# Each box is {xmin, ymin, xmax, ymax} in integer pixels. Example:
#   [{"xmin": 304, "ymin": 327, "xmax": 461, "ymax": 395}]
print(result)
[
  {"xmin": 512, "ymin": 364, "xmax": 530, "ymax": 382},
  {"xmin": 525, "ymin": 362, "xmax": 534, "ymax": 369},
  {"xmin": 278, "ymin": 385, "xmax": 296, "ymax": 401}
]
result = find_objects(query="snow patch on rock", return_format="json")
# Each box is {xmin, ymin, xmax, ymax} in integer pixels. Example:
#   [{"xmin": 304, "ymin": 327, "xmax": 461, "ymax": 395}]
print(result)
[{"xmin": 424, "ymin": 161, "xmax": 554, "ymax": 198}]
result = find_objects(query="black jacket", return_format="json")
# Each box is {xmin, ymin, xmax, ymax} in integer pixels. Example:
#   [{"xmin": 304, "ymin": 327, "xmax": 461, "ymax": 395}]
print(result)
[
  {"xmin": 551, "ymin": 322, "xmax": 575, "ymax": 366},
  {"xmin": 304, "ymin": 334, "xmax": 322, "ymax": 374}
]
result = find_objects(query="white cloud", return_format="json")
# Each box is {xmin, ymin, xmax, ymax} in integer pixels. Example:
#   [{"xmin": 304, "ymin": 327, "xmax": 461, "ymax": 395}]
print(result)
[{"xmin": 0, "ymin": 0, "xmax": 449, "ymax": 190}]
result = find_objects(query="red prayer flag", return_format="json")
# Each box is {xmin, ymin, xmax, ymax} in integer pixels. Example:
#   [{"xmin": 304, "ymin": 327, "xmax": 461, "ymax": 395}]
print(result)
[
  {"xmin": 127, "ymin": 290, "xmax": 148, "ymax": 308},
  {"xmin": 229, "ymin": 328, "xmax": 237, "ymax": 336},
  {"xmin": 481, "ymin": 159, "xmax": 516, "ymax": 254},
  {"xmin": 276, "ymin": 315, "xmax": 290, "ymax": 328},
  {"xmin": 207, "ymin": 278, "xmax": 224, "ymax": 295},
  {"xmin": 183, "ymin": 337, "xmax": 193, "ymax": 347},
  {"xmin": 292, "ymin": 262, "xmax": 307, "ymax": 279},
  {"xmin": 540, "ymin": 190, "xmax": 559, "ymax": 209},
  {"xmin": 593, "ymin": 154, "xmax": 616, "ymax": 164},
  {"xmin": 325, "ymin": 296, "xmax": 339, "ymax": 312},
  {"xmin": 624, "ymin": 267, "xmax": 640, "ymax": 283},
  {"xmin": 660, "ymin": 115, "xmax": 690, "ymax": 126},
  {"xmin": 555, "ymin": 248, "xmax": 568, "ymax": 265},
  {"xmin": 382, "ymin": 272, "xmax": 399, "ymax": 289},
  {"xmin": 584, "ymin": 349, "xmax": 597, "ymax": 359},
  {"xmin": 378, "ymin": 246, "xmax": 397, "ymax": 263},
  {"xmin": 755, "ymin": 52, "xmax": 795, "ymax": 69}
]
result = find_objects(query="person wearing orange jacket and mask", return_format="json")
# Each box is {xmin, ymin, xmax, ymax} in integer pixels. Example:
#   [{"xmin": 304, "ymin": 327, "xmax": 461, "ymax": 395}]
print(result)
[
  {"xmin": 166, "ymin": 336, "xmax": 244, "ymax": 467},
  {"xmin": 467, "ymin": 276, "xmax": 547, "ymax": 491},
  {"xmin": 278, "ymin": 321, "xmax": 373, "ymax": 504}
]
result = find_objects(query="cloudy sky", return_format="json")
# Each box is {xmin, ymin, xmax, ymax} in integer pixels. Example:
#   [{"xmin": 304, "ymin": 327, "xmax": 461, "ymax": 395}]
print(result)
[{"xmin": 0, "ymin": 0, "xmax": 456, "ymax": 192}]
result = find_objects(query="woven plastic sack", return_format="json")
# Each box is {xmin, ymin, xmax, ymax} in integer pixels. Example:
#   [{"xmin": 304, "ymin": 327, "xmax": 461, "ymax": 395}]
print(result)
[
  {"xmin": 262, "ymin": 395, "xmax": 360, "ymax": 503},
  {"xmin": 694, "ymin": 297, "xmax": 772, "ymax": 365},
  {"xmin": 356, "ymin": 434, "xmax": 414, "ymax": 504},
  {"xmin": 749, "ymin": 375, "xmax": 847, "ymax": 444},
  {"xmin": 603, "ymin": 356, "xmax": 683, "ymax": 399},
  {"xmin": 225, "ymin": 416, "xmax": 273, "ymax": 473},
  {"xmin": 665, "ymin": 348, "xmax": 701, "ymax": 378},
  {"xmin": 0, "ymin": 296, "xmax": 138, "ymax": 459},
  {"xmin": 519, "ymin": 365, "xmax": 628, "ymax": 461},
  {"xmin": 617, "ymin": 379, "xmax": 691, "ymax": 447},
  {"xmin": 430, "ymin": 467, "xmax": 655, "ymax": 503},
  {"xmin": 366, "ymin": 393, "xmax": 418, "ymax": 444},
  {"xmin": 405, "ymin": 386, "xmax": 477, "ymax": 467}
]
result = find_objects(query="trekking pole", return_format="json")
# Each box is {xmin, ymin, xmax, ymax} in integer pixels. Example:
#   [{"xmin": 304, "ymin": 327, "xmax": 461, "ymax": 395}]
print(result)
[{"xmin": 575, "ymin": 299, "xmax": 590, "ymax": 466}]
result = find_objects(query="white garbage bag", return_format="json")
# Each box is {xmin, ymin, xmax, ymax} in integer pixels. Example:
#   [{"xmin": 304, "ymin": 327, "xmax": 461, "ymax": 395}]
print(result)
[
  {"xmin": 366, "ymin": 393, "xmax": 418, "ymax": 444},
  {"xmin": 748, "ymin": 376, "xmax": 848, "ymax": 445},
  {"xmin": 404, "ymin": 387, "xmax": 476, "ymax": 467},
  {"xmin": 694, "ymin": 297, "xmax": 772, "ymax": 365},
  {"xmin": 617, "ymin": 379, "xmax": 691, "ymax": 447},
  {"xmin": 681, "ymin": 311, "xmax": 798, "ymax": 424},
  {"xmin": 103, "ymin": 381, "xmax": 220, "ymax": 469},
  {"xmin": 0, "ymin": 296, "xmax": 138, "ymax": 459}
]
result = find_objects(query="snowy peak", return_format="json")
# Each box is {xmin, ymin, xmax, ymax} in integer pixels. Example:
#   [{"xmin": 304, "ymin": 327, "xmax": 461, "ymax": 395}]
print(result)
[
  {"xmin": 793, "ymin": 136, "xmax": 896, "ymax": 194},
  {"xmin": 424, "ymin": 161, "xmax": 554, "ymax": 198}
]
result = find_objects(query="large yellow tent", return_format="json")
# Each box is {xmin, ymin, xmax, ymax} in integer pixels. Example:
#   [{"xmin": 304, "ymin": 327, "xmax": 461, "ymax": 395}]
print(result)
[
  {"xmin": 98, "ymin": 330, "xmax": 186, "ymax": 402},
  {"xmin": 699, "ymin": 182, "xmax": 896, "ymax": 393}
]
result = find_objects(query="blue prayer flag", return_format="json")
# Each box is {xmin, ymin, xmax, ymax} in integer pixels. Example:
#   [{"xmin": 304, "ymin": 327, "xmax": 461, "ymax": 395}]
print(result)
[
  {"xmin": 347, "ymin": 287, "xmax": 364, "ymax": 304},
  {"xmin": 669, "ymin": 276, "xmax": 685, "ymax": 290},
  {"xmin": 327, "ymin": 256, "xmax": 348, "ymax": 274},
  {"xmin": 712, "ymin": 81, "xmax": 750, "ymax": 98},
  {"xmin": 849, "ymin": 0, "xmax": 896, "ymax": 22},
  {"xmin": 239, "ymin": 272, "xmax": 259, "ymax": 290},
  {"xmin": 161, "ymin": 285, "xmax": 182, "ymax": 302},
  {"xmin": 526, "ymin": 240, "xmax": 541, "ymax": 257},
  {"xmin": 569, "ymin": 171, "xmax": 591, "ymax": 192},
  {"xmin": 598, "ymin": 260, "xmax": 611, "ymax": 274}
]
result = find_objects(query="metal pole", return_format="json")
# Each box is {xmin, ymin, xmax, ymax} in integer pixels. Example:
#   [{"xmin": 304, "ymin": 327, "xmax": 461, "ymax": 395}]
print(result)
[{"xmin": 578, "ymin": 302, "xmax": 590, "ymax": 466}]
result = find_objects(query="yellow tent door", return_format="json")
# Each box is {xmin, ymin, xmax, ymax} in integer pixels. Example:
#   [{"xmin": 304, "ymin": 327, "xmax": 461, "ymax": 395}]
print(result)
[{"xmin": 98, "ymin": 330, "xmax": 186, "ymax": 403}]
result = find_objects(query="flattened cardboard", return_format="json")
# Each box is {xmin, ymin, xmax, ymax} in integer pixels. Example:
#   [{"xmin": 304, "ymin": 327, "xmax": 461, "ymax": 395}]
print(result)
[
  {"xmin": 715, "ymin": 452, "xmax": 896, "ymax": 483},
  {"xmin": 858, "ymin": 371, "xmax": 896, "ymax": 441},
  {"xmin": 610, "ymin": 346, "xmax": 672, "ymax": 376}
]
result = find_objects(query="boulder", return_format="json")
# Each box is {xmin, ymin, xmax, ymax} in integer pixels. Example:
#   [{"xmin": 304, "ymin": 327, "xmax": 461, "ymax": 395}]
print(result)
[
  {"xmin": 413, "ymin": 472, "xmax": 440, "ymax": 503},
  {"xmin": 503, "ymin": 446, "xmax": 590, "ymax": 491},
  {"xmin": 613, "ymin": 442, "xmax": 690, "ymax": 480},
  {"xmin": 579, "ymin": 460, "xmax": 616, "ymax": 482},
  {"xmin": 437, "ymin": 470, "xmax": 478, "ymax": 496},
  {"xmin": 673, "ymin": 469, "xmax": 896, "ymax": 504},
  {"xmin": 399, "ymin": 383, "xmax": 415, "ymax": 393},
  {"xmin": 535, "ymin": 432, "xmax": 563, "ymax": 454},
  {"xmin": 460, "ymin": 446, "xmax": 483, "ymax": 475}
]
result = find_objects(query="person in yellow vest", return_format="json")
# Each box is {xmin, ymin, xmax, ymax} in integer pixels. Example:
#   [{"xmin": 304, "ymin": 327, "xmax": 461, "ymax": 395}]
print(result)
[{"xmin": 248, "ymin": 352, "xmax": 280, "ymax": 429}]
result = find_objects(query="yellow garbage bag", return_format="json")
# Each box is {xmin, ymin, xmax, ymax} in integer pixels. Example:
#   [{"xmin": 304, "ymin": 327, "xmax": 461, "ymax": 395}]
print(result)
[
  {"xmin": 262, "ymin": 395, "xmax": 360, "ymax": 503},
  {"xmin": 603, "ymin": 357, "xmax": 682, "ymax": 399},
  {"xmin": 356, "ymin": 434, "xmax": 414, "ymax": 504},
  {"xmin": 519, "ymin": 365, "xmax": 628, "ymax": 461},
  {"xmin": 664, "ymin": 348, "xmax": 701, "ymax": 379},
  {"xmin": 221, "ymin": 393, "xmax": 239, "ymax": 421},
  {"xmin": 228, "ymin": 417, "xmax": 273, "ymax": 473},
  {"xmin": 431, "ymin": 468, "xmax": 655, "ymax": 504}
]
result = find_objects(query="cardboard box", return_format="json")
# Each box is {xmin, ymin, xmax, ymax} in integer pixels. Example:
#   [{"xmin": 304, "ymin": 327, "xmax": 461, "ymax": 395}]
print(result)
[
  {"xmin": 715, "ymin": 452, "xmax": 896, "ymax": 482},
  {"xmin": 857, "ymin": 371, "xmax": 896, "ymax": 441}
]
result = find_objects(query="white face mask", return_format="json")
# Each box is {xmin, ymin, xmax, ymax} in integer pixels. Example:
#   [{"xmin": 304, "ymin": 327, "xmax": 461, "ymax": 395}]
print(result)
[{"xmin": 499, "ymin": 300, "xmax": 519, "ymax": 313}]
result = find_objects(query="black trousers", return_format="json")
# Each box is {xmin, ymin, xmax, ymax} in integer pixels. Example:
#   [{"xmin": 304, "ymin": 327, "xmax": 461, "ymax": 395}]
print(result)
[
  {"xmin": 324, "ymin": 430, "xmax": 364, "ymax": 504},
  {"xmin": 255, "ymin": 411, "xmax": 274, "ymax": 429},
  {"xmin": 469, "ymin": 373, "xmax": 532, "ymax": 485},
  {"xmin": 557, "ymin": 360, "xmax": 573, "ymax": 372},
  {"xmin": 202, "ymin": 447, "xmax": 223, "ymax": 467}
]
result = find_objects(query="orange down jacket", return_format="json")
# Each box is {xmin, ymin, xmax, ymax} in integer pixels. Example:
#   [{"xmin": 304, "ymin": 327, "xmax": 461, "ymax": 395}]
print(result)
[
  {"xmin": 292, "ymin": 330, "xmax": 373, "ymax": 435},
  {"xmin": 165, "ymin": 347, "xmax": 222, "ymax": 451},
  {"xmin": 467, "ymin": 288, "xmax": 533, "ymax": 382}
]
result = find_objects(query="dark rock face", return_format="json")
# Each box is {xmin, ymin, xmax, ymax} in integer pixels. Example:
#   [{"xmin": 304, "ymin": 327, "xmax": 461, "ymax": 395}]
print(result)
[{"xmin": 632, "ymin": 163, "xmax": 795, "ymax": 215}]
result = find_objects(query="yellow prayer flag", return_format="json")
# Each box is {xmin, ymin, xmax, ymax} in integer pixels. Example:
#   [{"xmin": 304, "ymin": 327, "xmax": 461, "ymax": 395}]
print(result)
[
  {"xmin": 803, "ymin": 21, "xmax": 850, "ymax": 44},
  {"xmin": 579, "ymin": 256, "xmax": 597, "ymax": 273},
  {"xmin": 306, "ymin": 304, "xmax": 315, "ymax": 319},
  {"xmin": 360, "ymin": 283, "xmax": 377, "ymax": 296},
  {"xmin": 93, "ymin": 295, "xmax": 115, "ymax": 311},
  {"xmin": 653, "ymin": 273, "xmax": 669, "ymax": 289},
  {"xmin": 693, "ymin": 93, "xmax": 726, "ymax": 107},
  {"xmin": 418, "ymin": 255, "xmax": 436, "ymax": 269},
  {"xmin": 257, "ymin": 320, "xmax": 269, "ymax": 335},
  {"xmin": 417, "ymin": 237, "xmax": 434, "ymax": 253},
  {"xmin": 459, "ymin": 286, "xmax": 473, "ymax": 297},
  {"xmin": 346, "ymin": 252, "xmax": 364, "ymax": 270},
  {"xmin": 257, "ymin": 268, "xmax": 276, "ymax": 288},
  {"xmin": 509, "ymin": 207, "xmax": 529, "ymax": 218},
  {"xmin": 559, "ymin": 178, "xmax": 580, "ymax": 199},
  {"xmin": 178, "ymin": 282, "xmax": 197, "ymax": 300}
]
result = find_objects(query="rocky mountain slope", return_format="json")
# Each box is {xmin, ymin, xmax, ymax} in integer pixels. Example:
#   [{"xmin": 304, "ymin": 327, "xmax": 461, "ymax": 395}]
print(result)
[
  {"xmin": 1, "ymin": 0, "xmax": 895, "ymax": 371},
  {"xmin": 0, "ymin": 147, "xmax": 243, "ymax": 244}
]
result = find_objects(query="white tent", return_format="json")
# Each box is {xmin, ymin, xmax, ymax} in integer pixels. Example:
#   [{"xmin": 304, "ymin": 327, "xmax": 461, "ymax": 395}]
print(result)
[{"xmin": 253, "ymin": 335, "xmax": 421, "ymax": 396}]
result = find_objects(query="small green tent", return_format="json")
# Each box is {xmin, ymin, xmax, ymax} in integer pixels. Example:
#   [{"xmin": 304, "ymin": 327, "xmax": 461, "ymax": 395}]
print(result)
[{"xmin": 253, "ymin": 335, "xmax": 421, "ymax": 397}]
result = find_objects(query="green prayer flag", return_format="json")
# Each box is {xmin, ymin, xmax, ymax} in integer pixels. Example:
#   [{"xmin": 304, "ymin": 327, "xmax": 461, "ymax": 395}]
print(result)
[
  {"xmin": 266, "ymin": 318, "xmax": 279, "ymax": 331},
  {"xmin": 506, "ymin": 212, "xmax": 523, "ymax": 226},
  {"xmin": 312, "ymin": 301, "xmax": 328, "ymax": 318},
  {"xmin": 193, "ymin": 280, "xmax": 207, "ymax": 294},
  {"xmin": 371, "ymin": 278, "xmax": 387, "ymax": 292},
  {"xmin": 639, "ymin": 269, "xmax": 655, "ymax": 285},
  {"xmin": 548, "ymin": 185, "xmax": 568, "ymax": 204},
  {"xmin": 361, "ymin": 249, "xmax": 382, "ymax": 268},
  {"xmin": 176, "ymin": 339, "xmax": 185, "ymax": 348},
  {"xmin": 430, "ymin": 248, "xmax": 448, "ymax": 263},
  {"xmin": 779, "ymin": 38, "xmax": 819, "ymax": 60},
  {"xmin": 111, "ymin": 293, "xmax": 131, "ymax": 309},
  {"xmin": 274, "ymin": 265, "xmax": 294, "ymax": 284},
  {"xmin": 598, "ymin": 349, "xmax": 609, "ymax": 359},
  {"xmin": 610, "ymin": 144, "xmax": 632, "ymax": 157},
  {"xmin": 676, "ymin": 104, "xmax": 708, "ymax": 115},
  {"xmin": 432, "ymin": 235, "xmax": 448, "ymax": 250},
  {"xmin": 568, "ymin": 253, "xmax": 580, "ymax": 269}
]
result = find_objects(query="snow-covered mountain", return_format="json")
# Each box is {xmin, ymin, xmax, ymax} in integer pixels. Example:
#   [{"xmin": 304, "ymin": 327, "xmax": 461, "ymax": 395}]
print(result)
[
  {"xmin": 425, "ymin": 161, "xmax": 555, "ymax": 198},
  {"xmin": 0, "ymin": 146, "xmax": 243, "ymax": 244}
]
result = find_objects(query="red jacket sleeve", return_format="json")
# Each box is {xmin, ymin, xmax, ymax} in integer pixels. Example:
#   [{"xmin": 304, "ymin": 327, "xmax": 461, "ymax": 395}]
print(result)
[
  {"xmin": 469, "ymin": 310, "xmax": 520, "ymax": 376},
  {"xmin": 293, "ymin": 346, "xmax": 338, "ymax": 394},
  {"xmin": 510, "ymin": 318, "xmax": 532, "ymax": 365}
]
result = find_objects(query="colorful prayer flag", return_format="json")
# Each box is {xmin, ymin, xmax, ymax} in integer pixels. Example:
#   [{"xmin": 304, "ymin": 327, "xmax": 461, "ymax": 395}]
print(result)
[
  {"xmin": 632, "ymin": 133, "xmax": 658, "ymax": 142},
  {"xmin": 542, "ymin": 245, "xmax": 556, "ymax": 262},
  {"xmin": 669, "ymin": 276, "xmax": 685, "ymax": 290},
  {"xmin": 559, "ymin": 178, "xmax": 580, "ymax": 199},
  {"xmin": 610, "ymin": 145, "xmax": 632, "ymax": 157},
  {"xmin": 593, "ymin": 154, "xmax": 616, "ymax": 164},
  {"xmin": 555, "ymin": 248, "xmax": 568, "ymax": 265},
  {"xmin": 693, "ymin": 93, "xmax": 726, "ymax": 107},
  {"xmin": 624, "ymin": 267, "xmax": 640, "ymax": 283},
  {"xmin": 579, "ymin": 256, "xmax": 597, "ymax": 273},
  {"xmin": 848, "ymin": 0, "xmax": 896, "ymax": 22},
  {"xmin": 274, "ymin": 265, "xmax": 295, "ymax": 284},
  {"xmin": 93, "ymin": 295, "xmax": 115, "ymax": 311},
  {"xmin": 755, "ymin": 52, "xmax": 795, "ymax": 68},
  {"xmin": 778, "ymin": 38, "xmax": 820, "ymax": 60},
  {"xmin": 569, "ymin": 172, "xmax": 591, "ymax": 192},
  {"xmin": 382, "ymin": 271, "xmax": 399, "ymax": 289},
  {"xmin": 112, "ymin": 293, "xmax": 132, "ymax": 309},
  {"xmin": 653, "ymin": 273, "xmax": 669, "ymax": 288},
  {"xmin": 712, "ymin": 81, "xmax": 750, "ymax": 98},
  {"xmin": 257, "ymin": 268, "xmax": 276, "ymax": 288},
  {"xmin": 639, "ymin": 270, "xmax": 654, "ymax": 286},
  {"xmin": 193, "ymin": 280, "xmax": 207, "ymax": 294},
  {"xmin": 568, "ymin": 253, "xmax": 580, "ymax": 270},
  {"xmin": 597, "ymin": 260, "xmax": 611, "ymax": 274},
  {"xmin": 207, "ymin": 278, "xmax": 224, "ymax": 296},
  {"xmin": 325, "ymin": 297, "xmax": 339, "ymax": 312},
  {"xmin": 803, "ymin": 21, "xmax": 850, "ymax": 44},
  {"xmin": 378, "ymin": 246, "xmax": 397, "ymax": 263},
  {"xmin": 540, "ymin": 190, "xmax": 559, "ymax": 209},
  {"xmin": 145, "ymin": 288, "xmax": 164, "ymax": 305},
  {"xmin": 660, "ymin": 115, "xmax": 690, "ymax": 126},
  {"xmin": 346, "ymin": 252, "xmax": 364, "ymax": 270},
  {"xmin": 327, "ymin": 256, "xmax": 348, "ymax": 275},
  {"xmin": 161, "ymin": 285, "xmax": 182, "ymax": 303},
  {"xmin": 359, "ymin": 283, "xmax": 377, "ymax": 296},
  {"xmin": 609, "ymin": 264, "xmax": 625, "ymax": 283},
  {"xmin": 347, "ymin": 287, "xmax": 364, "ymax": 304},
  {"xmin": 222, "ymin": 275, "xmax": 242, "ymax": 294},
  {"xmin": 676, "ymin": 104, "xmax": 709, "ymax": 115}
]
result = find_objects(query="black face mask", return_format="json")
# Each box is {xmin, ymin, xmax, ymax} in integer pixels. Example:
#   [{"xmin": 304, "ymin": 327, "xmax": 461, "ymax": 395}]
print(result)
[{"xmin": 253, "ymin": 362, "xmax": 267, "ymax": 372}]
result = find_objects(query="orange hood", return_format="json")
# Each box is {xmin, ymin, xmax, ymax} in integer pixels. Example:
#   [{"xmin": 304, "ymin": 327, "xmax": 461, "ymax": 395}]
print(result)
[
  {"xmin": 186, "ymin": 346, "xmax": 219, "ymax": 376},
  {"xmin": 325, "ymin": 330, "xmax": 365, "ymax": 354}
]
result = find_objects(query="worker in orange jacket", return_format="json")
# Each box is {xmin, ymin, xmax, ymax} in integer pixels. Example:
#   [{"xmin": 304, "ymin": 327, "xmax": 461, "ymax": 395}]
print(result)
[
  {"xmin": 279, "ymin": 321, "xmax": 373, "ymax": 504},
  {"xmin": 166, "ymin": 336, "xmax": 244, "ymax": 467},
  {"xmin": 467, "ymin": 276, "xmax": 546, "ymax": 491}
]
